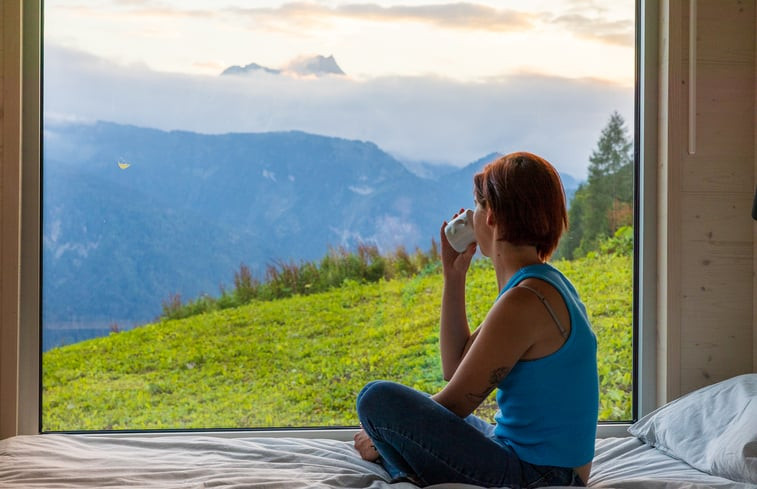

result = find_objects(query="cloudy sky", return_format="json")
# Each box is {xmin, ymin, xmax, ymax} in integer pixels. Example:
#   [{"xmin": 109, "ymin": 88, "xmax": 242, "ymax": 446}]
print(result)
[{"xmin": 43, "ymin": 0, "xmax": 635, "ymax": 178}]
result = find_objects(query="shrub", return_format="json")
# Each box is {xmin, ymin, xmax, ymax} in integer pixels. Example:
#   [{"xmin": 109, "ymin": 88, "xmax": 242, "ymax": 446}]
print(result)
[
  {"xmin": 233, "ymin": 264, "xmax": 259, "ymax": 304},
  {"xmin": 160, "ymin": 242, "xmax": 444, "ymax": 321},
  {"xmin": 599, "ymin": 226, "xmax": 633, "ymax": 256}
]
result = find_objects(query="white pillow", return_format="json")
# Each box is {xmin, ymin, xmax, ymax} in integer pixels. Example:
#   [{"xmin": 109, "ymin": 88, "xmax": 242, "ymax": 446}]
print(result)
[{"xmin": 628, "ymin": 373, "xmax": 757, "ymax": 484}]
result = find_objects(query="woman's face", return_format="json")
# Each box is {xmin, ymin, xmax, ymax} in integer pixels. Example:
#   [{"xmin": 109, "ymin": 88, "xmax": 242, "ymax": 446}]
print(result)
[{"xmin": 472, "ymin": 196, "xmax": 491, "ymax": 257}]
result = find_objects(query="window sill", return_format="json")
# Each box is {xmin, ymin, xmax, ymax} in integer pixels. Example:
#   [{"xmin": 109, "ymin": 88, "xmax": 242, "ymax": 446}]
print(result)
[{"xmin": 49, "ymin": 423, "xmax": 632, "ymax": 442}]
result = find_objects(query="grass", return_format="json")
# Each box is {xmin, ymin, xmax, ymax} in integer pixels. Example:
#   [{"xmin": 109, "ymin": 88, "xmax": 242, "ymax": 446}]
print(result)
[{"xmin": 42, "ymin": 252, "xmax": 632, "ymax": 431}]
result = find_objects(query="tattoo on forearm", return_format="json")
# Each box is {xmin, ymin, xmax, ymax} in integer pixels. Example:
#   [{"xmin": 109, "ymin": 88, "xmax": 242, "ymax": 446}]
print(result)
[
  {"xmin": 488, "ymin": 366, "xmax": 510, "ymax": 385},
  {"xmin": 465, "ymin": 387, "xmax": 494, "ymax": 404},
  {"xmin": 465, "ymin": 366, "xmax": 510, "ymax": 404}
]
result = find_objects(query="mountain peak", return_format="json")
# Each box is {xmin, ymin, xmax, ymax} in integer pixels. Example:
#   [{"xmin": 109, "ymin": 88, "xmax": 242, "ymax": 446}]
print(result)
[
  {"xmin": 221, "ymin": 62, "xmax": 281, "ymax": 76},
  {"xmin": 220, "ymin": 55, "xmax": 345, "ymax": 77},
  {"xmin": 286, "ymin": 55, "xmax": 345, "ymax": 76}
]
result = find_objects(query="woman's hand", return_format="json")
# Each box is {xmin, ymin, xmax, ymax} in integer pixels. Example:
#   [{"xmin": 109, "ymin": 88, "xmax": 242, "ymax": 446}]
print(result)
[
  {"xmin": 354, "ymin": 428, "xmax": 380, "ymax": 462},
  {"xmin": 440, "ymin": 208, "xmax": 477, "ymax": 280},
  {"xmin": 439, "ymin": 209, "xmax": 478, "ymax": 379}
]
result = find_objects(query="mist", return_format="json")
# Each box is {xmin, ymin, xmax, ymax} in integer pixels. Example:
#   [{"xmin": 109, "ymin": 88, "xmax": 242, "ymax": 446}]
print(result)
[{"xmin": 44, "ymin": 43, "xmax": 634, "ymax": 179}]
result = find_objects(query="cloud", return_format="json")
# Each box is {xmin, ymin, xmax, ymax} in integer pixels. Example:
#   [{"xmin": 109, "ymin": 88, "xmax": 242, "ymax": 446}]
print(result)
[
  {"xmin": 47, "ymin": 2, "xmax": 634, "ymax": 83},
  {"xmin": 53, "ymin": 2, "xmax": 213, "ymax": 21},
  {"xmin": 246, "ymin": 2, "xmax": 536, "ymax": 32},
  {"xmin": 548, "ymin": 13, "xmax": 634, "ymax": 46},
  {"xmin": 65, "ymin": 2, "xmax": 593, "ymax": 37},
  {"xmin": 52, "ymin": 2, "xmax": 633, "ymax": 53},
  {"xmin": 223, "ymin": 2, "xmax": 631, "ymax": 43},
  {"xmin": 43, "ymin": 43, "xmax": 633, "ymax": 179},
  {"xmin": 526, "ymin": 0, "xmax": 634, "ymax": 46},
  {"xmin": 138, "ymin": 2, "xmax": 631, "ymax": 43}
]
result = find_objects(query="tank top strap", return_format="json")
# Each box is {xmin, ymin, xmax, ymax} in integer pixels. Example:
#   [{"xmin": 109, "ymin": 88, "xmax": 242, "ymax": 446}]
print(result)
[{"xmin": 518, "ymin": 284, "xmax": 568, "ymax": 338}]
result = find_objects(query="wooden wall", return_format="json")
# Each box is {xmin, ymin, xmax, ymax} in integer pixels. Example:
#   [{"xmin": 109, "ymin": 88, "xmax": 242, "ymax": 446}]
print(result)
[
  {"xmin": 656, "ymin": 0, "xmax": 756, "ymax": 403},
  {"xmin": 0, "ymin": 0, "xmax": 22, "ymax": 440}
]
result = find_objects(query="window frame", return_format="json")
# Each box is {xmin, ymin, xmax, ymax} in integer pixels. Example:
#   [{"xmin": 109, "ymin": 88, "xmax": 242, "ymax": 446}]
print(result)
[{"xmin": 16, "ymin": 0, "xmax": 656, "ymax": 439}]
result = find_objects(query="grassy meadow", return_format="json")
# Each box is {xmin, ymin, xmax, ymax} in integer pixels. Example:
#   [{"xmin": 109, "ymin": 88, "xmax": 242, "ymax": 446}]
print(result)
[{"xmin": 42, "ymin": 252, "xmax": 632, "ymax": 431}]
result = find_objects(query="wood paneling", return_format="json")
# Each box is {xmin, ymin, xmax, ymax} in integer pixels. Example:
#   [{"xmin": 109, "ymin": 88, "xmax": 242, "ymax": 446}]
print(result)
[
  {"xmin": 657, "ymin": 0, "xmax": 685, "ymax": 403},
  {"xmin": 754, "ymin": 3, "xmax": 757, "ymax": 370},
  {"xmin": 0, "ymin": 0, "xmax": 22, "ymax": 439},
  {"xmin": 659, "ymin": 0, "xmax": 756, "ymax": 402}
]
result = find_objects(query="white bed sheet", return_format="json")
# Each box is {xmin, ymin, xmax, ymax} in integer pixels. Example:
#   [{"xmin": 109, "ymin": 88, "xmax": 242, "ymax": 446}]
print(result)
[
  {"xmin": 0, "ymin": 434, "xmax": 752, "ymax": 489},
  {"xmin": 589, "ymin": 437, "xmax": 756, "ymax": 489},
  {"xmin": 0, "ymin": 434, "xmax": 418, "ymax": 489}
]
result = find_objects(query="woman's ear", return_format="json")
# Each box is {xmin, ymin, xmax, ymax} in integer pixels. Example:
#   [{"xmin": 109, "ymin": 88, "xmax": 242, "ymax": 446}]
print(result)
[{"xmin": 486, "ymin": 208, "xmax": 496, "ymax": 227}]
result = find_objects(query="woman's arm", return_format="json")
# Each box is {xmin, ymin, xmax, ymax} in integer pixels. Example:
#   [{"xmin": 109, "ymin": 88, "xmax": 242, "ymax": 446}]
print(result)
[
  {"xmin": 438, "ymin": 217, "xmax": 478, "ymax": 380},
  {"xmin": 439, "ymin": 273, "xmax": 473, "ymax": 380},
  {"xmin": 433, "ymin": 287, "xmax": 541, "ymax": 418}
]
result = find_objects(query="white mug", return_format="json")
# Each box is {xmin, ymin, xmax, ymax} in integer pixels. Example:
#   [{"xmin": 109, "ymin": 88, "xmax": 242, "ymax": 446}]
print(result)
[{"xmin": 444, "ymin": 209, "xmax": 476, "ymax": 253}]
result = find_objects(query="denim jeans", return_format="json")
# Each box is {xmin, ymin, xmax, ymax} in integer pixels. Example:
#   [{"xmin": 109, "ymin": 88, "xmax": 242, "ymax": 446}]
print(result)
[{"xmin": 356, "ymin": 380, "xmax": 585, "ymax": 488}]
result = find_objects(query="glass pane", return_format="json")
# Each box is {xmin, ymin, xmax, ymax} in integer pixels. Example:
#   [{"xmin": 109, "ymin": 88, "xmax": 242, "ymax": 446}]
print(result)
[{"xmin": 42, "ymin": 0, "xmax": 635, "ymax": 430}]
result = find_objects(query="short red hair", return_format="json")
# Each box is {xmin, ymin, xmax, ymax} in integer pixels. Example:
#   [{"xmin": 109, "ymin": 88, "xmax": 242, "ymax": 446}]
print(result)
[{"xmin": 473, "ymin": 152, "xmax": 568, "ymax": 261}]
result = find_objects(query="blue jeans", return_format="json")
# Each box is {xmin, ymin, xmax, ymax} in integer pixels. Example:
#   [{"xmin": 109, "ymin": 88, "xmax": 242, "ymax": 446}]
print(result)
[{"xmin": 356, "ymin": 380, "xmax": 585, "ymax": 488}]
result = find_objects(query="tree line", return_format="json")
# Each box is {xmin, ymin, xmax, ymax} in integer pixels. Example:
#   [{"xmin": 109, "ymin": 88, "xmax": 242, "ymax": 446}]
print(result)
[{"xmin": 556, "ymin": 111, "xmax": 634, "ymax": 259}]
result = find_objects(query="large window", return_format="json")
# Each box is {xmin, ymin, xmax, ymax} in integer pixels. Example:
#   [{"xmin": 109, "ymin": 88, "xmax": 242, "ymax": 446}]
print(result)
[{"xmin": 40, "ymin": 0, "xmax": 637, "ymax": 431}]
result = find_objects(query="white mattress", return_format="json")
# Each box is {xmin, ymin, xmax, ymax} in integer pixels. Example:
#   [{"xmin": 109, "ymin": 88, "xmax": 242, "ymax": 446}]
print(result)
[
  {"xmin": 589, "ymin": 437, "xmax": 755, "ymax": 489},
  {"xmin": 0, "ymin": 434, "xmax": 752, "ymax": 488}
]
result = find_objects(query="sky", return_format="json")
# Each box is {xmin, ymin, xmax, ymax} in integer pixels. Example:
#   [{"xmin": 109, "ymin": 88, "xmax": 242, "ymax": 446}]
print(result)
[{"xmin": 43, "ymin": 0, "xmax": 636, "ymax": 178}]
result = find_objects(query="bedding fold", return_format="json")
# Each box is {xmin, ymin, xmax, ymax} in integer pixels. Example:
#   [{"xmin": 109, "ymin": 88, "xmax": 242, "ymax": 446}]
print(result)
[{"xmin": 2, "ymin": 434, "xmax": 753, "ymax": 488}]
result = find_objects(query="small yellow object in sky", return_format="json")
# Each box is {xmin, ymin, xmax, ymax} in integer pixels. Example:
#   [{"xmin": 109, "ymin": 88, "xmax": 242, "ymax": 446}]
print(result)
[{"xmin": 117, "ymin": 160, "xmax": 131, "ymax": 170}]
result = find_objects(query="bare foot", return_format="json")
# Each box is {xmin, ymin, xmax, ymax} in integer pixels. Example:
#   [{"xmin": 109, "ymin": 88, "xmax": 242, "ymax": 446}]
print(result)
[{"xmin": 353, "ymin": 428, "xmax": 380, "ymax": 462}]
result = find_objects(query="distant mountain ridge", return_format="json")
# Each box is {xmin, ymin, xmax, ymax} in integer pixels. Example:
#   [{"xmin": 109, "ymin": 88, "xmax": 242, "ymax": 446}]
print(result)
[
  {"xmin": 221, "ymin": 62, "xmax": 281, "ymax": 76},
  {"xmin": 221, "ymin": 55, "xmax": 345, "ymax": 77},
  {"xmin": 42, "ymin": 121, "xmax": 580, "ymax": 349}
]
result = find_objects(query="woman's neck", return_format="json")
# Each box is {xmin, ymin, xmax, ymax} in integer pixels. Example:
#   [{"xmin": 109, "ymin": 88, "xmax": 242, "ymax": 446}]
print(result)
[{"xmin": 490, "ymin": 242, "xmax": 543, "ymax": 290}]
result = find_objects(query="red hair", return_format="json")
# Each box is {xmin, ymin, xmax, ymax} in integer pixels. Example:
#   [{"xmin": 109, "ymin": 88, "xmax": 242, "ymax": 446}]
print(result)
[{"xmin": 473, "ymin": 152, "xmax": 568, "ymax": 261}]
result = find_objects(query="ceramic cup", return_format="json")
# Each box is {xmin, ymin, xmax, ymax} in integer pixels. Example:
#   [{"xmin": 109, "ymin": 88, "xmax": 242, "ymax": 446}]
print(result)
[{"xmin": 444, "ymin": 209, "xmax": 476, "ymax": 253}]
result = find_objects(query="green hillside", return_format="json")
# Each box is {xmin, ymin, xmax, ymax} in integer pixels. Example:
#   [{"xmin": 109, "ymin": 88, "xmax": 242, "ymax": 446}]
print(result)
[{"xmin": 42, "ymin": 253, "xmax": 632, "ymax": 431}]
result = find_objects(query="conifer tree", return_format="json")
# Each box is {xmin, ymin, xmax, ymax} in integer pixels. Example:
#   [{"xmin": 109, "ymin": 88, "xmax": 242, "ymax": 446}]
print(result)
[{"xmin": 558, "ymin": 111, "xmax": 633, "ymax": 259}]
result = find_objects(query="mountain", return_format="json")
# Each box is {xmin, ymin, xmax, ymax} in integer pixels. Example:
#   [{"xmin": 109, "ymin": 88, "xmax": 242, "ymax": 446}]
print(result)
[
  {"xmin": 287, "ymin": 55, "xmax": 344, "ymax": 76},
  {"xmin": 41, "ymin": 121, "xmax": 580, "ymax": 349},
  {"xmin": 221, "ymin": 62, "xmax": 281, "ymax": 76},
  {"xmin": 439, "ymin": 152, "xmax": 580, "ymax": 205},
  {"xmin": 221, "ymin": 55, "xmax": 345, "ymax": 77},
  {"xmin": 399, "ymin": 159, "xmax": 460, "ymax": 180}
]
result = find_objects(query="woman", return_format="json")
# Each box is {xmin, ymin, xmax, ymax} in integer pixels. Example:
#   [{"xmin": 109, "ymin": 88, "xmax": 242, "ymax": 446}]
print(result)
[{"xmin": 354, "ymin": 152, "xmax": 599, "ymax": 487}]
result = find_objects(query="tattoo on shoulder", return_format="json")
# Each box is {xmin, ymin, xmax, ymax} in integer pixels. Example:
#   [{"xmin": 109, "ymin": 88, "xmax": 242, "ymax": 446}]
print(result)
[{"xmin": 465, "ymin": 366, "xmax": 511, "ymax": 404}]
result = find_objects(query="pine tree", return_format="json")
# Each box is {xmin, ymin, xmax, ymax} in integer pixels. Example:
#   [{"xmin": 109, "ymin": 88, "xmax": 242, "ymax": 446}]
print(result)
[
  {"xmin": 558, "ymin": 184, "xmax": 587, "ymax": 259},
  {"xmin": 558, "ymin": 111, "xmax": 633, "ymax": 259}
]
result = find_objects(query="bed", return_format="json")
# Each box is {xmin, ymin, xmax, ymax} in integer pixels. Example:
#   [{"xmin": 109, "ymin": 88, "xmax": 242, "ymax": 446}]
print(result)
[{"xmin": 1, "ymin": 374, "xmax": 755, "ymax": 488}]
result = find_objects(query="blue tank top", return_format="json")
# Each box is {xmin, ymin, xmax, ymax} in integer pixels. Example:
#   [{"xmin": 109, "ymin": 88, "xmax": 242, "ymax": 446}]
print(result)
[{"xmin": 492, "ymin": 263, "xmax": 598, "ymax": 468}]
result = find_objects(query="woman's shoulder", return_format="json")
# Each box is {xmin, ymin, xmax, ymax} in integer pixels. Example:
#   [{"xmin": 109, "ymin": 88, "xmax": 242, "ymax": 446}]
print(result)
[{"xmin": 503, "ymin": 263, "xmax": 572, "ymax": 294}]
